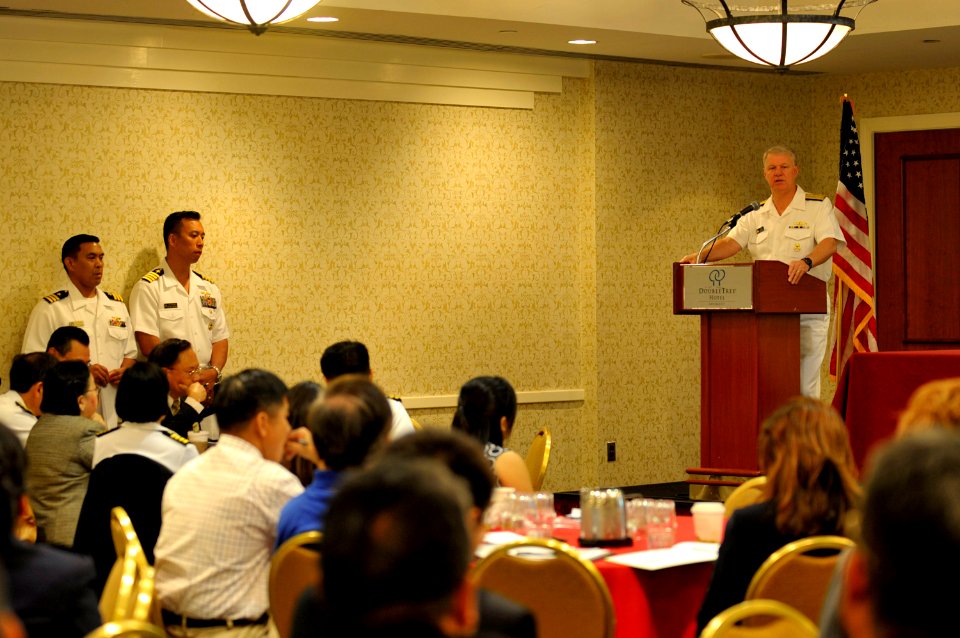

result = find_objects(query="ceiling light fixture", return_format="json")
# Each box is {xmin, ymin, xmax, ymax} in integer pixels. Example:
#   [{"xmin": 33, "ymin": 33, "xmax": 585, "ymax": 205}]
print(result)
[
  {"xmin": 569, "ymin": 39, "xmax": 597, "ymax": 45},
  {"xmin": 185, "ymin": 0, "xmax": 323, "ymax": 35},
  {"xmin": 682, "ymin": 0, "xmax": 877, "ymax": 71},
  {"xmin": 307, "ymin": 16, "xmax": 339, "ymax": 23}
]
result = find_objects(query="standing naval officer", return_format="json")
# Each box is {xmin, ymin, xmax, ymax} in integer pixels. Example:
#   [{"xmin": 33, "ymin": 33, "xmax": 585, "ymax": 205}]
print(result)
[
  {"xmin": 129, "ymin": 211, "xmax": 229, "ymax": 392},
  {"xmin": 22, "ymin": 234, "xmax": 136, "ymax": 427}
]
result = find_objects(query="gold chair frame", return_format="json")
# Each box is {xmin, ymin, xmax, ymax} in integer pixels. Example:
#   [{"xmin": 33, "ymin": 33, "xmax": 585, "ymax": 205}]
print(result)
[
  {"xmin": 745, "ymin": 535, "xmax": 855, "ymax": 624},
  {"xmin": 700, "ymin": 599, "xmax": 818, "ymax": 638},
  {"xmin": 723, "ymin": 476, "xmax": 767, "ymax": 519},
  {"xmin": 83, "ymin": 619, "xmax": 167, "ymax": 638},
  {"xmin": 524, "ymin": 428, "xmax": 552, "ymax": 491},
  {"xmin": 472, "ymin": 537, "xmax": 614, "ymax": 638},
  {"xmin": 99, "ymin": 507, "xmax": 155, "ymax": 625},
  {"xmin": 269, "ymin": 530, "xmax": 323, "ymax": 638}
]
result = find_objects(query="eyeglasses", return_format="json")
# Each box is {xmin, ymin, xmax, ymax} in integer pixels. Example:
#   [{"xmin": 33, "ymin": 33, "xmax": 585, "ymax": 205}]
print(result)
[{"xmin": 168, "ymin": 366, "xmax": 203, "ymax": 377}]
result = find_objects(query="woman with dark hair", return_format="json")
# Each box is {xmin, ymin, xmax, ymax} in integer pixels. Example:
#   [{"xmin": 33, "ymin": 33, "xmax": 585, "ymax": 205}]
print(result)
[
  {"xmin": 452, "ymin": 376, "xmax": 532, "ymax": 492},
  {"xmin": 24, "ymin": 361, "xmax": 102, "ymax": 548},
  {"xmin": 696, "ymin": 396, "xmax": 862, "ymax": 632},
  {"xmin": 92, "ymin": 361, "xmax": 198, "ymax": 472}
]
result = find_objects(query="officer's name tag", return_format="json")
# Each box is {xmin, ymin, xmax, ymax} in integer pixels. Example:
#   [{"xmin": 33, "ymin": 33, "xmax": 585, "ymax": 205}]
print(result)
[{"xmin": 163, "ymin": 302, "xmax": 178, "ymax": 309}]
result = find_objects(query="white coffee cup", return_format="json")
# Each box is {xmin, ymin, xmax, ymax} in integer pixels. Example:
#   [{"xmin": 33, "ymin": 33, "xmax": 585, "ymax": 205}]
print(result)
[
  {"xmin": 691, "ymin": 502, "xmax": 725, "ymax": 542},
  {"xmin": 187, "ymin": 429, "xmax": 209, "ymax": 454}
]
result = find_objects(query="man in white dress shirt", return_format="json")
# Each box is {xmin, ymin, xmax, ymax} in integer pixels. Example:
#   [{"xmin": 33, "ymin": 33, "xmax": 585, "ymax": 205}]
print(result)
[
  {"xmin": 130, "ymin": 211, "xmax": 229, "ymax": 392},
  {"xmin": 22, "ymin": 234, "xmax": 137, "ymax": 427},
  {"xmin": 320, "ymin": 341, "xmax": 415, "ymax": 440},
  {"xmin": 154, "ymin": 368, "xmax": 303, "ymax": 637}
]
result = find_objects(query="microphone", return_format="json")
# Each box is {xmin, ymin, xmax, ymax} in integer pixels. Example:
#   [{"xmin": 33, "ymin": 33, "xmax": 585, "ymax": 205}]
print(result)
[{"xmin": 725, "ymin": 201, "xmax": 761, "ymax": 228}]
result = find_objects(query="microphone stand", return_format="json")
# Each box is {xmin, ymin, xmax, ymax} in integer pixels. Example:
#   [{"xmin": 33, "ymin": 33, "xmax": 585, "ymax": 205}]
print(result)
[{"xmin": 695, "ymin": 221, "xmax": 732, "ymax": 265}]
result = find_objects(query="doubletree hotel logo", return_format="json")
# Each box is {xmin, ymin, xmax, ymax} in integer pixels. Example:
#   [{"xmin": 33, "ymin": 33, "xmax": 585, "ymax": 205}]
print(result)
[{"xmin": 708, "ymin": 269, "xmax": 725, "ymax": 287}]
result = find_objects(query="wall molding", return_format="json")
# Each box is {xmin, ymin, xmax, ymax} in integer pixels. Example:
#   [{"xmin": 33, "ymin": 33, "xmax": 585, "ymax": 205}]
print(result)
[
  {"xmin": 0, "ymin": 15, "xmax": 590, "ymax": 109},
  {"xmin": 403, "ymin": 388, "xmax": 586, "ymax": 410}
]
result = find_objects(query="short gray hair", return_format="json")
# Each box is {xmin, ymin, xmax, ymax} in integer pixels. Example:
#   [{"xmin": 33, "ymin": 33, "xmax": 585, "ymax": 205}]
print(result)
[{"xmin": 762, "ymin": 145, "xmax": 797, "ymax": 167}]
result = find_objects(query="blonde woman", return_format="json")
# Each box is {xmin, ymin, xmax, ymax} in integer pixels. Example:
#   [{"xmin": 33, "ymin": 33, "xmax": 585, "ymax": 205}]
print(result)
[{"xmin": 696, "ymin": 396, "xmax": 861, "ymax": 632}]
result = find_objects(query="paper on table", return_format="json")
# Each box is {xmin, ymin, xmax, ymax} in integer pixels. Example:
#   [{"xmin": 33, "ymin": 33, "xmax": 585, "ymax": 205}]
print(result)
[
  {"xmin": 475, "ymin": 531, "xmax": 612, "ymax": 562},
  {"xmin": 604, "ymin": 541, "xmax": 720, "ymax": 571}
]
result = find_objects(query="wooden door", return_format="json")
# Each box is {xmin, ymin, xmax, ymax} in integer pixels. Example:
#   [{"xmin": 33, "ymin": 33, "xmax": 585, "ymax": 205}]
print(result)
[{"xmin": 874, "ymin": 129, "xmax": 960, "ymax": 351}]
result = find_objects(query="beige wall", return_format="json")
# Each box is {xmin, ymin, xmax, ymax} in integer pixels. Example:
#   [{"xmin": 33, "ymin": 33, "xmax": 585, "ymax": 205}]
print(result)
[{"xmin": 2, "ymin": 60, "xmax": 958, "ymax": 491}]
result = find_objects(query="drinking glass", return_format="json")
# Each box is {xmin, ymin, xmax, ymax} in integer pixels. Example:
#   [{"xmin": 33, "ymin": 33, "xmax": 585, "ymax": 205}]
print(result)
[{"xmin": 646, "ymin": 499, "xmax": 677, "ymax": 549}]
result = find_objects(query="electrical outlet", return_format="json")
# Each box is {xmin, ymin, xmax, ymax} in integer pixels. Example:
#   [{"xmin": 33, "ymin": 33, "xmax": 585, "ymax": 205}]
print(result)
[{"xmin": 606, "ymin": 441, "xmax": 616, "ymax": 462}]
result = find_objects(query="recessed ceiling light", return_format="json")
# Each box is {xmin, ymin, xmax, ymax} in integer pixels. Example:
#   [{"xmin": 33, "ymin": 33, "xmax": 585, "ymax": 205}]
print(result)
[
  {"xmin": 307, "ymin": 16, "xmax": 339, "ymax": 23},
  {"xmin": 568, "ymin": 39, "xmax": 597, "ymax": 45}
]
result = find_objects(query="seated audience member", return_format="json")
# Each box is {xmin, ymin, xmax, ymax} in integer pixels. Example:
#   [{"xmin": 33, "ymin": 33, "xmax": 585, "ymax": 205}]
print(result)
[
  {"xmin": 319, "ymin": 459, "xmax": 477, "ymax": 637},
  {"xmin": 0, "ymin": 353, "xmax": 56, "ymax": 446},
  {"xmin": 275, "ymin": 376, "xmax": 391, "ymax": 546},
  {"xmin": 820, "ymin": 376, "xmax": 960, "ymax": 637},
  {"xmin": 92, "ymin": 361, "xmax": 198, "ymax": 472},
  {"xmin": 452, "ymin": 376, "xmax": 532, "ymax": 492},
  {"xmin": 895, "ymin": 376, "xmax": 960, "ymax": 435},
  {"xmin": 696, "ymin": 396, "xmax": 861, "ymax": 633},
  {"xmin": 45, "ymin": 326, "xmax": 91, "ymax": 364},
  {"xmin": 154, "ymin": 369, "xmax": 304, "ymax": 636},
  {"xmin": 839, "ymin": 430, "xmax": 960, "ymax": 638},
  {"xmin": 148, "ymin": 338, "xmax": 213, "ymax": 439},
  {"xmin": 0, "ymin": 424, "xmax": 100, "ymax": 636},
  {"xmin": 320, "ymin": 341, "xmax": 415, "ymax": 439},
  {"xmin": 383, "ymin": 430, "xmax": 537, "ymax": 638},
  {"xmin": 285, "ymin": 381, "xmax": 323, "ymax": 486},
  {"xmin": 24, "ymin": 361, "xmax": 102, "ymax": 548},
  {"xmin": 74, "ymin": 362, "xmax": 198, "ymax": 591},
  {"xmin": 293, "ymin": 430, "xmax": 536, "ymax": 638}
]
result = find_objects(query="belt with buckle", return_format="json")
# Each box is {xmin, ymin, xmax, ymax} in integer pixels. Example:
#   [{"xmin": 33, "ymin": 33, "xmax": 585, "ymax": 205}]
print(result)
[{"xmin": 161, "ymin": 609, "xmax": 269, "ymax": 629}]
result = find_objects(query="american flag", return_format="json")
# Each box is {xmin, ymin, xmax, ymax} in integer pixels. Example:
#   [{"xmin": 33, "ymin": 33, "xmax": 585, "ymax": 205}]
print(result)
[{"xmin": 830, "ymin": 97, "xmax": 878, "ymax": 380}]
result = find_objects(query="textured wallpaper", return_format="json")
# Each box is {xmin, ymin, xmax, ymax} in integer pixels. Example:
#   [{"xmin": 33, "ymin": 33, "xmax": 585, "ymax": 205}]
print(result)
[{"xmin": 2, "ymin": 61, "xmax": 958, "ymax": 491}]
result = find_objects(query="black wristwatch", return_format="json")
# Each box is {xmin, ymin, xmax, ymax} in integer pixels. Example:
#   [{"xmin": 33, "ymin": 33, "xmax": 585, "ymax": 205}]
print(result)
[{"xmin": 801, "ymin": 257, "xmax": 813, "ymax": 269}]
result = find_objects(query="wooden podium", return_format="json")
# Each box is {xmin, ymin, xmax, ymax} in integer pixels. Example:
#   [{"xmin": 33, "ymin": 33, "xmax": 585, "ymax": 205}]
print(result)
[{"xmin": 674, "ymin": 261, "xmax": 826, "ymax": 472}]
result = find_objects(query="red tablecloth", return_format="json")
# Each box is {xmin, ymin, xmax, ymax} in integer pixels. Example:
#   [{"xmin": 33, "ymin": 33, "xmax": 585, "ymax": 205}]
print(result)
[
  {"xmin": 832, "ymin": 350, "xmax": 960, "ymax": 469},
  {"xmin": 553, "ymin": 515, "xmax": 713, "ymax": 638}
]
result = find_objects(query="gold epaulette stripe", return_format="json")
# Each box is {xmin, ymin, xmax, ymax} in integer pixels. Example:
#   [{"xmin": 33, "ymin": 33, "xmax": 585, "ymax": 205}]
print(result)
[
  {"xmin": 193, "ymin": 271, "xmax": 214, "ymax": 284},
  {"xmin": 141, "ymin": 267, "xmax": 164, "ymax": 283},
  {"xmin": 104, "ymin": 291, "xmax": 124, "ymax": 302},
  {"xmin": 96, "ymin": 427, "xmax": 120, "ymax": 437},
  {"xmin": 805, "ymin": 193, "xmax": 825, "ymax": 200},
  {"xmin": 161, "ymin": 430, "xmax": 190, "ymax": 445},
  {"xmin": 42, "ymin": 290, "xmax": 68, "ymax": 304},
  {"xmin": 389, "ymin": 395, "xmax": 402, "ymax": 403}
]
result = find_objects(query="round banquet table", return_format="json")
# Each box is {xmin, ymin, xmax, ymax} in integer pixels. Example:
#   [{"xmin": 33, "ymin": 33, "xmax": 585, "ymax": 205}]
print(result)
[{"xmin": 551, "ymin": 514, "xmax": 714, "ymax": 638}]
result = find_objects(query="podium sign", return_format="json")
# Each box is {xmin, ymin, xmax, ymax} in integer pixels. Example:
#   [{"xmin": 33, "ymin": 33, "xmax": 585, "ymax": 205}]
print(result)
[{"xmin": 680, "ymin": 264, "xmax": 753, "ymax": 310}]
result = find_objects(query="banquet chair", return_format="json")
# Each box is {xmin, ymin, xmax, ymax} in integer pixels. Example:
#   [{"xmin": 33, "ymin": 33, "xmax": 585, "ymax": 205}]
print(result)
[
  {"xmin": 83, "ymin": 619, "xmax": 167, "ymax": 638},
  {"xmin": 699, "ymin": 599, "xmax": 817, "ymax": 638},
  {"xmin": 472, "ymin": 538, "xmax": 613, "ymax": 638},
  {"xmin": 99, "ymin": 507, "xmax": 156, "ymax": 624},
  {"xmin": 269, "ymin": 530, "xmax": 323, "ymax": 638},
  {"xmin": 745, "ymin": 535, "xmax": 855, "ymax": 624},
  {"xmin": 524, "ymin": 428, "xmax": 552, "ymax": 491},
  {"xmin": 723, "ymin": 476, "xmax": 767, "ymax": 519}
]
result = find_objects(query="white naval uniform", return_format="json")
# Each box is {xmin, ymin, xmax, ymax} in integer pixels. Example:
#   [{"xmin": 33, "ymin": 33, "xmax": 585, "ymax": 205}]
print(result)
[
  {"xmin": 726, "ymin": 186, "xmax": 845, "ymax": 398},
  {"xmin": 387, "ymin": 397, "xmax": 416, "ymax": 440},
  {"xmin": 128, "ymin": 258, "xmax": 229, "ymax": 367},
  {"xmin": 21, "ymin": 279, "xmax": 137, "ymax": 428},
  {"xmin": 93, "ymin": 421, "xmax": 198, "ymax": 474},
  {"xmin": 0, "ymin": 390, "xmax": 38, "ymax": 446}
]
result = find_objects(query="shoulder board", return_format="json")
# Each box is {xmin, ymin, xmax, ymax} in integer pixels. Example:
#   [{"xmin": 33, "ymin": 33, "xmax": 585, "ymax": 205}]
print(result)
[
  {"xmin": 103, "ymin": 291, "xmax": 124, "ymax": 302},
  {"xmin": 805, "ymin": 193, "xmax": 825, "ymax": 201},
  {"xmin": 42, "ymin": 290, "xmax": 69, "ymax": 304},
  {"xmin": 389, "ymin": 395, "xmax": 402, "ymax": 403},
  {"xmin": 193, "ymin": 271, "xmax": 215, "ymax": 284},
  {"xmin": 161, "ymin": 430, "xmax": 191, "ymax": 445},
  {"xmin": 141, "ymin": 268, "xmax": 164, "ymax": 283},
  {"xmin": 96, "ymin": 427, "xmax": 121, "ymax": 438}
]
